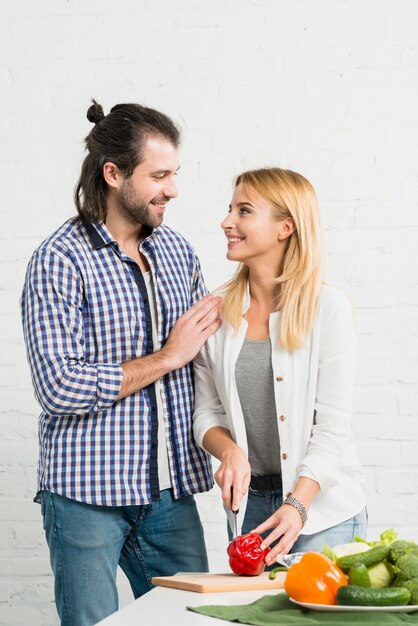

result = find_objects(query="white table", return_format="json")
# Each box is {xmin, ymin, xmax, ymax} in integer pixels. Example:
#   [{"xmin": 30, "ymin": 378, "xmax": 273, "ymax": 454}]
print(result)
[{"xmin": 96, "ymin": 586, "xmax": 282, "ymax": 626}]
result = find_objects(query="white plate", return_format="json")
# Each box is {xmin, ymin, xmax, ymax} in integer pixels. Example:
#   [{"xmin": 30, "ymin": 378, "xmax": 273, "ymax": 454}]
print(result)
[{"xmin": 289, "ymin": 599, "xmax": 418, "ymax": 613}]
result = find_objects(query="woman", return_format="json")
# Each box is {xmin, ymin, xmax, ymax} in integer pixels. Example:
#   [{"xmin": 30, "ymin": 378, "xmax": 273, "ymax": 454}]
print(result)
[{"xmin": 193, "ymin": 167, "xmax": 367, "ymax": 566}]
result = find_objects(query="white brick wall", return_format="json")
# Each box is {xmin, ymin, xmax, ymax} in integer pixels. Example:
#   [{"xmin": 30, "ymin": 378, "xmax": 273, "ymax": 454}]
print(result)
[{"xmin": 1, "ymin": 1, "xmax": 417, "ymax": 623}]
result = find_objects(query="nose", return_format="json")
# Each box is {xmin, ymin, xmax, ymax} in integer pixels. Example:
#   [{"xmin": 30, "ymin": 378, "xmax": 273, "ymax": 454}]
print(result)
[
  {"xmin": 163, "ymin": 176, "xmax": 178, "ymax": 199},
  {"xmin": 221, "ymin": 212, "xmax": 234, "ymax": 230}
]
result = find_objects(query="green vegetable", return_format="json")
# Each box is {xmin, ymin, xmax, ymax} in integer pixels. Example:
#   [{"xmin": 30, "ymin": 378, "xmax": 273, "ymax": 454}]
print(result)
[
  {"xmin": 396, "ymin": 553, "xmax": 418, "ymax": 581},
  {"xmin": 348, "ymin": 560, "xmax": 394, "ymax": 588},
  {"xmin": 324, "ymin": 528, "xmax": 418, "ymax": 604},
  {"xmin": 324, "ymin": 542, "xmax": 370, "ymax": 562},
  {"xmin": 337, "ymin": 545, "xmax": 390, "ymax": 572},
  {"xmin": 392, "ymin": 574, "xmax": 407, "ymax": 587},
  {"xmin": 389, "ymin": 540, "xmax": 418, "ymax": 564},
  {"xmin": 322, "ymin": 545, "xmax": 337, "ymax": 562},
  {"xmin": 268, "ymin": 566, "xmax": 288, "ymax": 580},
  {"xmin": 348, "ymin": 563, "xmax": 371, "ymax": 587},
  {"xmin": 403, "ymin": 579, "xmax": 418, "ymax": 605},
  {"xmin": 336, "ymin": 585, "xmax": 411, "ymax": 607},
  {"xmin": 354, "ymin": 528, "xmax": 398, "ymax": 548},
  {"xmin": 380, "ymin": 529, "xmax": 399, "ymax": 545},
  {"xmin": 367, "ymin": 561, "xmax": 396, "ymax": 588}
]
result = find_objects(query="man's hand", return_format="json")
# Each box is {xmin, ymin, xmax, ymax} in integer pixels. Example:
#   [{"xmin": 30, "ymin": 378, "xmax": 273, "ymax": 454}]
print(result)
[
  {"xmin": 116, "ymin": 294, "xmax": 222, "ymax": 401},
  {"xmin": 162, "ymin": 294, "xmax": 222, "ymax": 370}
]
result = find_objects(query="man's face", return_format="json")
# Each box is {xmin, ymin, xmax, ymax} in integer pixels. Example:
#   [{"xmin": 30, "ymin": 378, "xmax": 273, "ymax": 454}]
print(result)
[{"xmin": 116, "ymin": 136, "xmax": 179, "ymax": 228}]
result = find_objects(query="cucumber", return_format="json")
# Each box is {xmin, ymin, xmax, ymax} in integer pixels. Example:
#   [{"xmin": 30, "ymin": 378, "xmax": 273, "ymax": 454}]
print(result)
[
  {"xmin": 348, "ymin": 563, "xmax": 371, "ymax": 587},
  {"xmin": 336, "ymin": 585, "xmax": 411, "ymax": 607},
  {"xmin": 337, "ymin": 545, "xmax": 390, "ymax": 572}
]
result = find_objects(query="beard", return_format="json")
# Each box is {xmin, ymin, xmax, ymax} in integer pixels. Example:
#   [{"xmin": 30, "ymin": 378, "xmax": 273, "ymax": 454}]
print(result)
[{"xmin": 117, "ymin": 178, "xmax": 164, "ymax": 229}]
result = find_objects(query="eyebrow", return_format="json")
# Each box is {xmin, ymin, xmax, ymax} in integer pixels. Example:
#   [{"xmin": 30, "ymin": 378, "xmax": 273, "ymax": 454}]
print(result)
[
  {"xmin": 152, "ymin": 165, "xmax": 181, "ymax": 175},
  {"xmin": 229, "ymin": 201, "xmax": 255, "ymax": 209}
]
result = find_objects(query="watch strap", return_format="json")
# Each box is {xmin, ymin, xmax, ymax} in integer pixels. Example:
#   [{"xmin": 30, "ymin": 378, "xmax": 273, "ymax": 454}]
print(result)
[{"xmin": 283, "ymin": 495, "xmax": 308, "ymax": 527}]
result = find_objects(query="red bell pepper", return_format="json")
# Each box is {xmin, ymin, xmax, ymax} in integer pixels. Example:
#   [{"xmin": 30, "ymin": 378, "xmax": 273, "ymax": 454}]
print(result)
[{"xmin": 227, "ymin": 533, "xmax": 270, "ymax": 576}]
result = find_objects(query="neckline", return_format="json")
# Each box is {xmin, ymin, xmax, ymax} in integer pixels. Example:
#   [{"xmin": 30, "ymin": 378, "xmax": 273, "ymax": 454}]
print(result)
[{"xmin": 244, "ymin": 337, "xmax": 270, "ymax": 344}]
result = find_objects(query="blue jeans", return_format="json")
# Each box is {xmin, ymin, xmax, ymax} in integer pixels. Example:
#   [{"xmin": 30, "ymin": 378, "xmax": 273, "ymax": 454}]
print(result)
[
  {"xmin": 39, "ymin": 489, "xmax": 208, "ymax": 626},
  {"xmin": 229, "ymin": 487, "xmax": 367, "ymax": 566}
]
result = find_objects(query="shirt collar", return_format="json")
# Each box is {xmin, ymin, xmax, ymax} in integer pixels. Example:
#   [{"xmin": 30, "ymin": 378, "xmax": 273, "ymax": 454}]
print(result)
[
  {"xmin": 242, "ymin": 281, "xmax": 250, "ymax": 313},
  {"xmin": 83, "ymin": 220, "xmax": 156, "ymax": 250},
  {"xmin": 82, "ymin": 221, "xmax": 115, "ymax": 249}
]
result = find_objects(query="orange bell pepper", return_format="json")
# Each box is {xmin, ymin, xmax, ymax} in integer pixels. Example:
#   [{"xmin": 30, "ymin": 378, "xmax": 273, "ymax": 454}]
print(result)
[{"xmin": 284, "ymin": 552, "xmax": 348, "ymax": 605}]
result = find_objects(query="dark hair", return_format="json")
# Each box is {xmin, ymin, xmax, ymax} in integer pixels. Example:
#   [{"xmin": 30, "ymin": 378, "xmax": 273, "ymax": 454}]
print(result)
[{"xmin": 74, "ymin": 99, "xmax": 181, "ymax": 223}]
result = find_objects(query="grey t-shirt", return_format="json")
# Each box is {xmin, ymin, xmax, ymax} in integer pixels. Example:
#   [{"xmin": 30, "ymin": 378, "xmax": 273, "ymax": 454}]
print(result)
[{"xmin": 235, "ymin": 338, "xmax": 281, "ymax": 476}]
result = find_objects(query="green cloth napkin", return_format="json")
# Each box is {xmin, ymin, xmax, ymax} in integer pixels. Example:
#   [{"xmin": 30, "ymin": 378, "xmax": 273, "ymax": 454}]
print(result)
[{"xmin": 187, "ymin": 593, "xmax": 418, "ymax": 626}]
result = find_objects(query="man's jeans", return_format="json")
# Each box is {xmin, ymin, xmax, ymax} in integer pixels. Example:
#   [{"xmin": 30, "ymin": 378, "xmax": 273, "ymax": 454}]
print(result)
[{"xmin": 39, "ymin": 489, "xmax": 208, "ymax": 626}]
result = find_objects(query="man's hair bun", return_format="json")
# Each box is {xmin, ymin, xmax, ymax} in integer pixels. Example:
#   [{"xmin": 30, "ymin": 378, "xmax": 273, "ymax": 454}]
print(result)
[{"xmin": 86, "ymin": 99, "xmax": 105, "ymax": 124}]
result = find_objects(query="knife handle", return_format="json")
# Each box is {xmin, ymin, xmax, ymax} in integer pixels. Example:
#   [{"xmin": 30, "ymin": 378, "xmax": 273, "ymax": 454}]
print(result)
[{"xmin": 230, "ymin": 486, "xmax": 239, "ymax": 514}]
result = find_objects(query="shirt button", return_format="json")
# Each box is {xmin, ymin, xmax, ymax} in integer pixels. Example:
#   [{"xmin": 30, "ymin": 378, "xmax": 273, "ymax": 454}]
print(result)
[
  {"xmin": 286, "ymin": 492, "xmax": 292, "ymax": 498},
  {"xmin": 282, "ymin": 453, "xmax": 288, "ymax": 460},
  {"xmin": 276, "ymin": 376, "xmax": 283, "ymax": 382},
  {"xmin": 279, "ymin": 415, "xmax": 286, "ymax": 422}
]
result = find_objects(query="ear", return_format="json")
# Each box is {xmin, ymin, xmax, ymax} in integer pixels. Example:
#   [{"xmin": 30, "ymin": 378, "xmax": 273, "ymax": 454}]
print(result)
[
  {"xmin": 277, "ymin": 217, "xmax": 295, "ymax": 241},
  {"xmin": 103, "ymin": 162, "xmax": 123, "ymax": 190}
]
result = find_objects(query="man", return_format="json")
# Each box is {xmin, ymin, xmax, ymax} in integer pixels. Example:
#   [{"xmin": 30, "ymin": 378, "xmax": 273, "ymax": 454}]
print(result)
[{"xmin": 21, "ymin": 100, "xmax": 221, "ymax": 626}]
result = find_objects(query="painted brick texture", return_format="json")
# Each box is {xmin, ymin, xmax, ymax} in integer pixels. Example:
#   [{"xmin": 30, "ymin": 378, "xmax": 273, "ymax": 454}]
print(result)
[{"xmin": 1, "ymin": 1, "xmax": 417, "ymax": 624}]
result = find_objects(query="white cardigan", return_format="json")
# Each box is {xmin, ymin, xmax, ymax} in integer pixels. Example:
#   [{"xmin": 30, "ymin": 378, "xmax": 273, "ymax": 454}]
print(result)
[{"xmin": 193, "ymin": 284, "xmax": 367, "ymax": 536}]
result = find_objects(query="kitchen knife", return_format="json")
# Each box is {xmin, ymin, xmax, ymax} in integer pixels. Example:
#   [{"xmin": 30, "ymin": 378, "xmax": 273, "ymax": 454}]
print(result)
[{"xmin": 230, "ymin": 486, "xmax": 239, "ymax": 539}]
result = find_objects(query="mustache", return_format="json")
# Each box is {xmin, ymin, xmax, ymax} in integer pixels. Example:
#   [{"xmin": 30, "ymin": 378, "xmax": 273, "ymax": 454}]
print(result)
[{"xmin": 151, "ymin": 197, "xmax": 171, "ymax": 203}]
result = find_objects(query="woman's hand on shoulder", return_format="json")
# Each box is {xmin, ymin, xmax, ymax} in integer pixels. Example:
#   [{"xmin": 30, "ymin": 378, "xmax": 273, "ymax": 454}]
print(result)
[{"xmin": 215, "ymin": 445, "xmax": 251, "ymax": 512}]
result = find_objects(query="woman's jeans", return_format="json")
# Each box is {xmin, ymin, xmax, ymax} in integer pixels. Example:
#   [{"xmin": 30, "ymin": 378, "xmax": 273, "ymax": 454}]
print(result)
[
  {"xmin": 229, "ymin": 486, "xmax": 367, "ymax": 563},
  {"xmin": 39, "ymin": 489, "xmax": 208, "ymax": 626}
]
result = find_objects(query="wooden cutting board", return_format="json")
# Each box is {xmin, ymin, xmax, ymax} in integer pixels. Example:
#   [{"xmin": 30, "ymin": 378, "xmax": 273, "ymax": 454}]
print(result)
[{"xmin": 151, "ymin": 571, "xmax": 286, "ymax": 593}]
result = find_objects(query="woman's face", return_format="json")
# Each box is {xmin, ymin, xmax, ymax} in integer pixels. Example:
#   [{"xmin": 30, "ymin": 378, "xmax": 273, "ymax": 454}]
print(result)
[{"xmin": 221, "ymin": 183, "xmax": 289, "ymax": 266}]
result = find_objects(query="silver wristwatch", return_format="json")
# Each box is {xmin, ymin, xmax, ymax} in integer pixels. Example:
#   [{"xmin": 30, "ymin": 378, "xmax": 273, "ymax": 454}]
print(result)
[{"xmin": 283, "ymin": 495, "xmax": 308, "ymax": 527}]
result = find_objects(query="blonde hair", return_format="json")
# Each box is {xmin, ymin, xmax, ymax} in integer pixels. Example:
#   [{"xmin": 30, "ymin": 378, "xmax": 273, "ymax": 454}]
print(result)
[{"xmin": 220, "ymin": 168, "xmax": 323, "ymax": 351}]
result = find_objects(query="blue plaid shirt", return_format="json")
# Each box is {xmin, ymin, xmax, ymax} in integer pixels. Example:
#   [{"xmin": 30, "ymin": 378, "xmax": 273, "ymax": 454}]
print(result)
[{"xmin": 21, "ymin": 217, "xmax": 214, "ymax": 506}]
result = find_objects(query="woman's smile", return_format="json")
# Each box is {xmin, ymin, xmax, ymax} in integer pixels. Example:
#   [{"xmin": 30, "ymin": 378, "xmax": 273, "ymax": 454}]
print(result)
[{"xmin": 226, "ymin": 236, "xmax": 245, "ymax": 247}]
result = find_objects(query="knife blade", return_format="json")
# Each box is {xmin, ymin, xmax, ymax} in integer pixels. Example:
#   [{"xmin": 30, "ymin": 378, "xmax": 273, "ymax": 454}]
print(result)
[
  {"xmin": 233, "ymin": 509, "xmax": 238, "ymax": 539},
  {"xmin": 231, "ymin": 487, "xmax": 239, "ymax": 539}
]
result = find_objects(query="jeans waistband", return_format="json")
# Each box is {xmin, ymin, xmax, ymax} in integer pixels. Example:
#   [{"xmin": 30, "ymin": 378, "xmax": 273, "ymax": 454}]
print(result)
[{"xmin": 250, "ymin": 474, "xmax": 282, "ymax": 491}]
